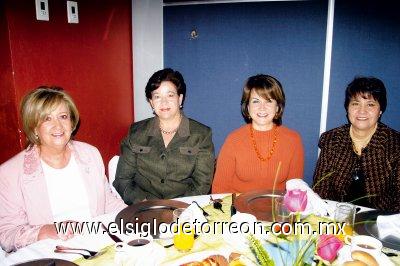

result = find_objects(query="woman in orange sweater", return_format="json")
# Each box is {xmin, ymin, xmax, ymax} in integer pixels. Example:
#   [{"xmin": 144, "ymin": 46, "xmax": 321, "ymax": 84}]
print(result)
[{"xmin": 212, "ymin": 74, "xmax": 304, "ymax": 193}]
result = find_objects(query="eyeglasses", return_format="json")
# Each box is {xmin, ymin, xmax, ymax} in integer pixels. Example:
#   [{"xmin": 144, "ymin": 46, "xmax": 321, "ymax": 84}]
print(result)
[{"xmin": 151, "ymin": 92, "xmax": 178, "ymax": 103}]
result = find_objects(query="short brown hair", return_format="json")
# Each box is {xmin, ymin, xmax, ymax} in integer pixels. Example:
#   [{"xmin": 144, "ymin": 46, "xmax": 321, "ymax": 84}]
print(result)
[
  {"xmin": 20, "ymin": 86, "xmax": 79, "ymax": 148},
  {"xmin": 145, "ymin": 68, "xmax": 186, "ymax": 107},
  {"xmin": 241, "ymin": 74, "xmax": 286, "ymax": 125}
]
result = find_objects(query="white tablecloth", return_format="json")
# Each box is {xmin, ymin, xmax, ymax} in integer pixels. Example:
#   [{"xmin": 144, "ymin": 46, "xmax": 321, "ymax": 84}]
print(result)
[
  {"xmin": 3, "ymin": 211, "xmax": 117, "ymax": 265},
  {"xmin": 2, "ymin": 194, "xmax": 229, "ymax": 265},
  {"xmin": 2, "ymin": 195, "xmax": 372, "ymax": 265}
]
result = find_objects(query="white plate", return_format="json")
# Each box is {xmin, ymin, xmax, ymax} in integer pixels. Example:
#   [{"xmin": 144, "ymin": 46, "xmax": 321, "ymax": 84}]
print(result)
[
  {"xmin": 125, "ymin": 242, "xmax": 166, "ymax": 266},
  {"xmin": 335, "ymin": 245, "xmax": 394, "ymax": 266},
  {"xmin": 222, "ymin": 231, "xmax": 250, "ymax": 252}
]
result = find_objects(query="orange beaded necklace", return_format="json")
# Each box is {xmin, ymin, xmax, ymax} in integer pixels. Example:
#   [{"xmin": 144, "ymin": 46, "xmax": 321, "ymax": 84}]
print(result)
[{"xmin": 250, "ymin": 125, "xmax": 278, "ymax": 162}]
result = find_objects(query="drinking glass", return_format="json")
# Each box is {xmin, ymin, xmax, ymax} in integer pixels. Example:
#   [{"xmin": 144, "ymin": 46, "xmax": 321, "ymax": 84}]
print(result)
[
  {"xmin": 173, "ymin": 208, "xmax": 195, "ymax": 252},
  {"xmin": 272, "ymin": 197, "xmax": 292, "ymax": 234},
  {"xmin": 334, "ymin": 202, "xmax": 356, "ymax": 241},
  {"xmin": 273, "ymin": 197, "xmax": 291, "ymax": 222}
]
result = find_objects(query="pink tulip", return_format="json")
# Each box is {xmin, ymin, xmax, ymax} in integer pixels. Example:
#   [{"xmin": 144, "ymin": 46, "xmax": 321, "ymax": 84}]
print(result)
[
  {"xmin": 317, "ymin": 234, "xmax": 343, "ymax": 262},
  {"xmin": 283, "ymin": 189, "xmax": 307, "ymax": 212}
]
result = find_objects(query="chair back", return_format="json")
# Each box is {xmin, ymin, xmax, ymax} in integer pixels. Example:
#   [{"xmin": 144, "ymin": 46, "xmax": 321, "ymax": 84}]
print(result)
[{"xmin": 108, "ymin": 155, "xmax": 121, "ymax": 198}]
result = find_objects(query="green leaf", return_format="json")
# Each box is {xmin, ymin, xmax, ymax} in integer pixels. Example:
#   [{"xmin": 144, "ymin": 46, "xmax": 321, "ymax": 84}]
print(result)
[{"xmin": 248, "ymin": 235, "xmax": 275, "ymax": 266}]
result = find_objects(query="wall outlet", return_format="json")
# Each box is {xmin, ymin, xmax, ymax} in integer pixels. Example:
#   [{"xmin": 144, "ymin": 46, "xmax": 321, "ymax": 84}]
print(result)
[
  {"xmin": 35, "ymin": 0, "xmax": 49, "ymax": 21},
  {"xmin": 67, "ymin": 1, "xmax": 79, "ymax": 24}
]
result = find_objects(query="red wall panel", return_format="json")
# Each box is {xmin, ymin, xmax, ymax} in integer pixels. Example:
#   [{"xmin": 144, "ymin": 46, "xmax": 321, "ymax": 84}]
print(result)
[
  {"xmin": 1, "ymin": 0, "xmax": 133, "ymax": 166},
  {"xmin": 0, "ymin": 3, "xmax": 22, "ymax": 163}
]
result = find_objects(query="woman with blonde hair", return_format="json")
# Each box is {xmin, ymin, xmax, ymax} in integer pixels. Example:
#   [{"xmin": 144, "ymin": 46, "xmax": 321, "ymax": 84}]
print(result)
[{"xmin": 0, "ymin": 86, "xmax": 125, "ymax": 252}]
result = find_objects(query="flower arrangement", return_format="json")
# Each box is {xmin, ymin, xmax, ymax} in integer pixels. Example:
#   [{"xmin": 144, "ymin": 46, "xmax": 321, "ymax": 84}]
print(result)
[
  {"xmin": 248, "ymin": 234, "xmax": 275, "ymax": 266},
  {"xmin": 249, "ymin": 188, "xmax": 343, "ymax": 266},
  {"xmin": 316, "ymin": 234, "xmax": 343, "ymax": 263},
  {"xmin": 283, "ymin": 189, "xmax": 307, "ymax": 213}
]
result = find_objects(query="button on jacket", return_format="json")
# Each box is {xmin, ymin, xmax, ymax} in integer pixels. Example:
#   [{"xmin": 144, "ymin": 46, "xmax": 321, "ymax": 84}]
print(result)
[{"xmin": 114, "ymin": 115, "xmax": 215, "ymax": 205}]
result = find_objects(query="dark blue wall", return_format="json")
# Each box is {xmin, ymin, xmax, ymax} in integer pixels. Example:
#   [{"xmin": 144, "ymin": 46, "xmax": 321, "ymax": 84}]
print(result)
[
  {"xmin": 164, "ymin": 0, "xmax": 400, "ymax": 185},
  {"xmin": 328, "ymin": 0, "xmax": 400, "ymax": 131}
]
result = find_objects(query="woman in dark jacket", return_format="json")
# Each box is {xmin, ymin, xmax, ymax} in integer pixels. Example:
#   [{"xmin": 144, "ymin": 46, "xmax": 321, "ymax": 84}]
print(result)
[
  {"xmin": 313, "ymin": 76, "xmax": 400, "ymax": 212},
  {"xmin": 113, "ymin": 68, "xmax": 215, "ymax": 204}
]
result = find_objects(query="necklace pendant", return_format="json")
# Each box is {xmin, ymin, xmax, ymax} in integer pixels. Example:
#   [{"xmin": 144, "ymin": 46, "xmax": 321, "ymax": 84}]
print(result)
[
  {"xmin": 159, "ymin": 115, "xmax": 182, "ymax": 135},
  {"xmin": 160, "ymin": 127, "xmax": 177, "ymax": 135}
]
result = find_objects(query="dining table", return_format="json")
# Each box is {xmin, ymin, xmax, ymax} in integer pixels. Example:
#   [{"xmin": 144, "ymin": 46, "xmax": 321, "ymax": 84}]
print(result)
[{"xmin": 2, "ymin": 193, "xmax": 400, "ymax": 266}]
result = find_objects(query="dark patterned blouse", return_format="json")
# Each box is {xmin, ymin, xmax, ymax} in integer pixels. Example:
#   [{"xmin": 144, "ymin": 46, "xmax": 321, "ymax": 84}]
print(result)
[{"xmin": 313, "ymin": 123, "xmax": 400, "ymax": 212}]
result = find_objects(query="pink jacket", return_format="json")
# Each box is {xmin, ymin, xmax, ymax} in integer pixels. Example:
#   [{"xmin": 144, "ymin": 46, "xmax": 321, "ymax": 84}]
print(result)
[{"xmin": 0, "ymin": 141, "xmax": 126, "ymax": 252}]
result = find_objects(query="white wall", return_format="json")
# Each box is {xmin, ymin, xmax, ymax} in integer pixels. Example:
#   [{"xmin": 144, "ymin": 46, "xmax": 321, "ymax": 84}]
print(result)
[{"xmin": 132, "ymin": 0, "xmax": 163, "ymax": 121}]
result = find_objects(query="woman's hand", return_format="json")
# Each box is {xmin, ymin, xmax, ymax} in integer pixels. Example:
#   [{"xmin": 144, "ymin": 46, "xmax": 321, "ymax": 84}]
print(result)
[{"xmin": 38, "ymin": 221, "xmax": 77, "ymax": 241}]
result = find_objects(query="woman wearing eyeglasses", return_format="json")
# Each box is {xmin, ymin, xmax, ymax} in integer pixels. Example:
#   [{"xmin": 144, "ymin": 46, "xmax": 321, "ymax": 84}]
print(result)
[
  {"xmin": 313, "ymin": 76, "xmax": 400, "ymax": 212},
  {"xmin": 113, "ymin": 68, "xmax": 215, "ymax": 204}
]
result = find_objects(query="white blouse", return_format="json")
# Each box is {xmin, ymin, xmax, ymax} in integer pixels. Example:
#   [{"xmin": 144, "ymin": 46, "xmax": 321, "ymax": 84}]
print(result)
[{"xmin": 41, "ymin": 154, "xmax": 92, "ymax": 222}]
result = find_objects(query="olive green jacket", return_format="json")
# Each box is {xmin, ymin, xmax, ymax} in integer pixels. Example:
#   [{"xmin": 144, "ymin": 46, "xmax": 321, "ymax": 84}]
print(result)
[{"xmin": 113, "ymin": 115, "xmax": 215, "ymax": 205}]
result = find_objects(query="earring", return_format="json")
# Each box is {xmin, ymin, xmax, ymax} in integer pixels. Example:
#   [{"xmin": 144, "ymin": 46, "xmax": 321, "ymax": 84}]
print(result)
[
  {"xmin": 35, "ymin": 134, "xmax": 39, "ymax": 140},
  {"xmin": 179, "ymin": 105, "xmax": 183, "ymax": 109}
]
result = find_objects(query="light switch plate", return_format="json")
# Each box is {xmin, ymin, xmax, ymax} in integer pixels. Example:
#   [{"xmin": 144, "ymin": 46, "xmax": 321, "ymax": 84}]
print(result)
[
  {"xmin": 67, "ymin": 1, "xmax": 79, "ymax": 24},
  {"xmin": 35, "ymin": 0, "xmax": 49, "ymax": 21}
]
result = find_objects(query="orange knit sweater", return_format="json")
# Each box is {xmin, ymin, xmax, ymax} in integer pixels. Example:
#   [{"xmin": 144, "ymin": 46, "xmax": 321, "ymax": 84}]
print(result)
[{"xmin": 212, "ymin": 124, "xmax": 304, "ymax": 193}]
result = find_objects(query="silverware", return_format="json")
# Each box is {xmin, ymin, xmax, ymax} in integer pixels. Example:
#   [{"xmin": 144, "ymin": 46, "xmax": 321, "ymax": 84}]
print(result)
[
  {"xmin": 101, "ymin": 222, "xmax": 123, "ymax": 242},
  {"xmin": 192, "ymin": 201, "xmax": 209, "ymax": 217},
  {"xmin": 383, "ymin": 251, "xmax": 398, "ymax": 257},
  {"xmin": 54, "ymin": 249, "xmax": 92, "ymax": 259},
  {"xmin": 56, "ymin": 245, "xmax": 98, "ymax": 257},
  {"xmin": 231, "ymin": 193, "xmax": 237, "ymax": 216}
]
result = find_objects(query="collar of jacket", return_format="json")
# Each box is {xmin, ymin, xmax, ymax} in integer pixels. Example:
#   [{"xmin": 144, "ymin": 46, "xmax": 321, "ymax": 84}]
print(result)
[
  {"xmin": 332, "ymin": 122, "xmax": 388, "ymax": 152},
  {"xmin": 22, "ymin": 141, "xmax": 89, "ymax": 176},
  {"xmin": 147, "ymin": 113, "xmax": 190, "ymax": 137},
  {"xmin": 21, "ymin": 141, "xmax": 97, "ymax": 222}
]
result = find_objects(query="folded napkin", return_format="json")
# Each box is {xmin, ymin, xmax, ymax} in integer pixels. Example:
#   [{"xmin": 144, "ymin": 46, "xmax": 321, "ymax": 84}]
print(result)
[
  {"xmin": 157, "ymin": 203, "xmax": 208, "ymax": 240},
  {"xmin": 222, "ymin": 212, "xmax": 267, "ymax": 250},
  {"xmin": 181, "ymin": 202, "xmax": 208, "ymax": 224},
  {"xmin": 286, "ymin": 179, "xmax": 334, "ymax": 217},
  {"xmin": 377, "ymin": 213, "xmax": 400, "ymax": 240}
]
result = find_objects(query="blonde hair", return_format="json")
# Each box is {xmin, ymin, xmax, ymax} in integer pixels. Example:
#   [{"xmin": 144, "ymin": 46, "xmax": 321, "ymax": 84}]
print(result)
[{"xmin": 20, "ymin": 86, "xmax": 79, "ymax": 148}]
